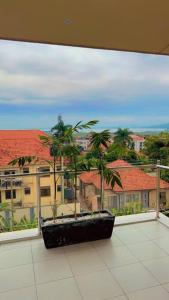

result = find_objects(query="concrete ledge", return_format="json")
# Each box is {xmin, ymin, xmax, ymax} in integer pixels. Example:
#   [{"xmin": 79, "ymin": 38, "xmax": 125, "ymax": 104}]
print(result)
[
  {"xmin": 0, "ymin": 211, "xmax": 158, "ymax": 244},
  {"xmin": 115, "ymin": 211, "xmax": 157, "ymax": 226}
]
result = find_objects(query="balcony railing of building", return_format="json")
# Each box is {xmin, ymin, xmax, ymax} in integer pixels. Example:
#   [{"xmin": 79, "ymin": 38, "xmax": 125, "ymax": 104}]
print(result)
[{"xmin": 0, "ymin": 163, "xmax": 169, "ymax": 243}]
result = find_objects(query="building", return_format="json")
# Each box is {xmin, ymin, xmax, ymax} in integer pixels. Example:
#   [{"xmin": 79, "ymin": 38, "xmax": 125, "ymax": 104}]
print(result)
[
  {"xmin": 80, "ymin": 159, "xmax": 169, "ymax": 211},
  {"xmin": 75, "ymin": 135, "xmax": 90, "ymax": 151},
  {"xmin": 131, "ymin": 134, "xmax": 145, "ymax": 152},
  {"xmin": 0, "ymin": 130, "xmax": 79, "ymax": 219}
]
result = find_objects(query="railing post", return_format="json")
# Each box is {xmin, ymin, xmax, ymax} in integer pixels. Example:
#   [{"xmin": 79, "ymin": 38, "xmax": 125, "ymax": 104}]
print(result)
[
  {"xmin": 156, "ymin": 160, "xmax": 160, "ymax": 219},
  {"xmin": 36, "ymin": 174, "xmax": 41, "ymax": 235}
]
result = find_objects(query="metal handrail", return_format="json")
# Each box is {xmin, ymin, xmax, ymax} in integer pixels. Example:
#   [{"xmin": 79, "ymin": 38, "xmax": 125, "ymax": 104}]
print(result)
[{"xmin": 0, "ymin": 163, "xmax": 166, "ymax": 238}]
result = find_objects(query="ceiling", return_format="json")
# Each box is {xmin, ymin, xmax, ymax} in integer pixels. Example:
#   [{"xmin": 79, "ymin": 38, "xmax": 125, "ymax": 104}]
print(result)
[{"xmin": 0, "ymin": 0, "xmax": 169, "ymax": 55}]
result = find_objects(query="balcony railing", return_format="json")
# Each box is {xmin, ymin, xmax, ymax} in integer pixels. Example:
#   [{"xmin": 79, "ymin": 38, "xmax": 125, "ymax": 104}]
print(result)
[
  {"xmin": 0, "ymin": 163, "xmax": 168, "ymax": 242},
  {"xmin": 0, "ymin": 178, "xmax": 23, "ymax": 189}
]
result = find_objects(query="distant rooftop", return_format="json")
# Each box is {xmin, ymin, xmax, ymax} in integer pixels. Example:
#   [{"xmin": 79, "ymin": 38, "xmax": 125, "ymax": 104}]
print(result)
[
  {"xmin": 131, "ymin": 134, "xmax": 145, "ymax": 142},
  {"xmin": 80, "ymin": 159, "xmax": 169, "ymax": 192},
  {"xmin": 0, "ymin": 130, "xmax": 51, "ymax": 167}
]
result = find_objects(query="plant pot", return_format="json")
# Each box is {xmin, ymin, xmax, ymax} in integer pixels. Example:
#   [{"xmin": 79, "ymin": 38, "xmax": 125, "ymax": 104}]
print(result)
[{"xmin": 41, "ymin": 210, "xmax": 115, "ymax": 249}]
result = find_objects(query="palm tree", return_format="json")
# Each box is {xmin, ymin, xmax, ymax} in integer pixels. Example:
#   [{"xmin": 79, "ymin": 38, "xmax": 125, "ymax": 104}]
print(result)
[
  {"xmin": 51, "ymin": 115, "xmax": 73, "ymax": 203},
  {"xmin": 89, "ymin": 130, "xmax": 122, "ymax": 210},
  {"xmin": 114, "ymin": 128, "xmax": 133, "ymax": 148},
  {"xmin": 63, "ymin": 120, "xmax": 98, "ymax": 219}
]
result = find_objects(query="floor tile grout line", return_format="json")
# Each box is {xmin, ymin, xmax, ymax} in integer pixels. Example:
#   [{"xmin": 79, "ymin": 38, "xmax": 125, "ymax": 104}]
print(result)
[
  {"xmin": 62, "ymin": 246, "xmax": 84, "ymax": 300},
  {"xmin": 92, "ymin": 240, "xmax": 130, "ymax": 299},
  {"xmin": 123, "ymin": 235, "xmax": 167, "ymax": 287},
  {"xmin": 31, "ymin": 244, "xmax": 39, "ymax": 300},
  {"xmin": 0, "ymin": 284, "xmax": 36, "ymax": 296},
  {"xmin": 124, "ymin": 239, "xmax": 169, "ymax": 263},
  {"xmin": 152, "ymin": 239, "xmax": 169, "ymax": 256}
]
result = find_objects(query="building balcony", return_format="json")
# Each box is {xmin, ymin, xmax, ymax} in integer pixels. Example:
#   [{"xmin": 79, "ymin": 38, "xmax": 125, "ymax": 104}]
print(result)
[
  {"xmin": 0, "ymin": 178, "xmax": 23, "ymax": 189},
  {"xmin": 1, "ymin": 164, "xmax": 169, "ymax": 299},
  {"xmin": 1, "ymin": 216, "xmax": 169, "ymax": 299}
]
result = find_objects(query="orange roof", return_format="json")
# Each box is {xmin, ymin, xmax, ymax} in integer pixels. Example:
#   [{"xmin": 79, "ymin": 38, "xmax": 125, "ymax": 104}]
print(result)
[
  {"xmin": 80, "ymin": 159, "xmax": 169, "ymax": 192},
  {"xmin": 0, "ymin": 130, "xmax": 52, "ymax": 167},
  {"xmin": 131, "ymin": 134, "xmax": 145, "ymax": 142}
]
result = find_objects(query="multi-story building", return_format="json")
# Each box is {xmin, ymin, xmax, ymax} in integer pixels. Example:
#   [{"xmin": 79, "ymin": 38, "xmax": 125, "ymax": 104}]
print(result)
[
  {"xmin": 80, "ymin": 159, "xmax": 169, "ymax": 211},
  {"xmin": 0, "ymin": 130, "xmax": 79, "ymax": 220},
  {"xmin": 75, "ymin": 135, "xmax": 90, "ymax": 151},
  {"xmin": 130, "ymin": 134, "xmax": 145, "ymax": 152}
]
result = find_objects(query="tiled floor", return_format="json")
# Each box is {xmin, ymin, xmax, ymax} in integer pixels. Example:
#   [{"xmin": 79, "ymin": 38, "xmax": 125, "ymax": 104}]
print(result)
[{"xmin": 1, "ymin": 221, "xmax": 169, "ymax": 299}]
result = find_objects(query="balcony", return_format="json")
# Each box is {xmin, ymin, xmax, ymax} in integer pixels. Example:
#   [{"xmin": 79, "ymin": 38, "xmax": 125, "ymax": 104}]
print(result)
[
  {"xmin": 1, "ymin": 220, "xmax": 169, "ymax": 299},
  {"xmin": 0, "ymin": 178, "xmax": 23, "ymax": 189},
  {"xmin": 1, "ymin": 164, "xmax": 169, "ymax": 299}
]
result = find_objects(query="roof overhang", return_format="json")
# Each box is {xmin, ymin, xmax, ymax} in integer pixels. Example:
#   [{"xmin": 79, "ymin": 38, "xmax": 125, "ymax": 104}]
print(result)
[{"xmin": 0, "ymin": 0, "xmax": 169, "ymax": 55}]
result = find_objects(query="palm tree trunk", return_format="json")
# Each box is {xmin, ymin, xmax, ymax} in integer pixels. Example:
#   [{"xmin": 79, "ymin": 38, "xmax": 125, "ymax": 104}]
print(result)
[
  {"xmin": 99, "ymin": 154, "xmax": 104, "ymax": 211},
  {"xmin": 100, "ymin": 167, "xmax": 104, "ymax": 210},
  {"xmin": 61, "ymin": 156, "xmax": 64, "ymax": 204},
  {"xmin": 53, "ymin": 157, "xmax": 57, "ymax": 222},
  {"xmin": 74, "ymin": 158, "xmax": 77, "ymax": 220},
  {"xmin": 10, "ymin": 180, "xmax": 14, "ymax": 230}
]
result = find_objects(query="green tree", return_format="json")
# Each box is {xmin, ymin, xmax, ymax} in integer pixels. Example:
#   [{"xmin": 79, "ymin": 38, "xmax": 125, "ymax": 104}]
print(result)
[
  {"xmin": 105, "ymin": 143, "xmax": 128, "ymax": 162},
  {"xmin": 114, "ymin": 128, "xmax": 133, "ymax": 148},
  {"xmin": 63, "ymin": 120, "xmax": 98, "ymax": 218},
  {"xmin": 89, "ymin": 130, "xmax": 122, "ymax": 209},
  {"xmin": 143, "ymin": 132, "xmax": 169, "ymax": 182},
  {"xmin": 51, "ymin": 115, "xmax": 73, "ymax": 203}
]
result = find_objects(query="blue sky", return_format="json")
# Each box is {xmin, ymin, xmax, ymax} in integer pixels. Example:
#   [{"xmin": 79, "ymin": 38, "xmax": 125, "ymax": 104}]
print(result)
[{"xmin": 0, "ymin": 40, "xmax": 169, "ymax": 130}]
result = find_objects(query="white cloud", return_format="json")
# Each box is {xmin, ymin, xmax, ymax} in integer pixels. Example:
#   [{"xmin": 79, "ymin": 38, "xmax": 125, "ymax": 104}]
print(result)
[{"xmin": 1, "ymin": 40, "xmax": 169, "ymax": 106}]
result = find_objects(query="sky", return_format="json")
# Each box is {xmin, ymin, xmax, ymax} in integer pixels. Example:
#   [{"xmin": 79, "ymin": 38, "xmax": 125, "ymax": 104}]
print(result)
[{"xmin": 0, "ymin": 40, "xmax": 169, "ymax": 130}]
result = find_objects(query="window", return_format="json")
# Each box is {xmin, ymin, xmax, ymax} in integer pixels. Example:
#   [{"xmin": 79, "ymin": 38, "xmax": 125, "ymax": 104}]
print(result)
[
  {"xmin": 160, "ymin": 192, "xmax": 166, "ymax": 204},
  {"xmin": 57, "ymin": 185, "xmax": 62, "ymax": 192},
  {"xmin": 24, "ymin": 187, "xmax": 31, "ymax": 195},
  {"xmin": 108, "ymin": 195, "xmax": 118, "ymax": 209},
  {"xmin": 39, "ymin": 166, "xmax": 50, "ymax": 173},
  {"xmin": 39, "ymin": 166, "xmax": 50, "ymax": 177},
  {"xmin": 23, "ymin": 167, "xmax": 29, "ymax": 174},
  {"xmin": 4, "ymin": 170, "xmax": 15, "ymax": 175},
  {"xmin": 40, "ymin": 186, "xmax": 51, "ymax": 197},
  {"xmin": 126, "ymin": 193, "xmax": 140, "ymax": 203},
  {"xmin": 5, "ymin": 190, "xmax": 16, "ymax": 200}
]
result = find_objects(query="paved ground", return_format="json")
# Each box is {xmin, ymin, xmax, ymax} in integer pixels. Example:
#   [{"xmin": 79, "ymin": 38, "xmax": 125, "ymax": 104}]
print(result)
[{"xmin": 1, "ymin": 221, "xmax": 169, "ymax": 299}]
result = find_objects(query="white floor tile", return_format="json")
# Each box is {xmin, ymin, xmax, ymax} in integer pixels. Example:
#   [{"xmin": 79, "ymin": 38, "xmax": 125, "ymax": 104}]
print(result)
[
  {"xmin": 143, "ymin": 256, "xmax": 169, "ymax": 284},
  {"xmin": 0, "ymin": 240, "xmax": 31, "ymax": 251},
  {"xmin": 154, "ymin": 237, "xmax": 169, "ymax": 254},
  {"xmin": 128, "ymin": 285, "xmax": 169, "ymax": 300},
  {"xmin": 34, "ymin": 256, "xmax": 73, "ymax": 284},
  {"xmin": 96, "ymin": 245, "xmax": 138, "ymax": 268},
  {"xmin": 0, "ymin": 247, "xmax": 32, "ymax": 269},
  {"xmin": 0, "ymin": 264, "xmax": 34, "ymax": 293},
  {"xmin": 92, "ymin": 234, "xmax": 124, "ymax": 250},
  {"xmin": 0, "ymin": 286, "xmax": 37, "ymax": 300},
  {"xmin": 111, "ymin": 262, "xmax": 158, "ymax": 293},
  {"xmin": 163, "ymin": 282, "xmax": 169, "ymax": 293},
  {"xmin": 127, "ymin": 241, "xmax": 167, "ymax": 261},
  {"xmin": 65, "ymin": 246, "xmax": 106, "ymax": 276},
  {"xmin": 140, "ymin": 223, "xmax": 169, "ymax": 239},
  {"xmin": 115, "ymin": 229, "xmax": 149, "ymax": 245},
  {"xmin": 37, "ymin": 277, "xmax": 82, "ymax": 300},
  {"xmin": 32, "ymin": 243, "xmax": 64, "ymax": 263},
  {"xmin": 76, "ymin": 269, "xmax": 123, "ymax": 300}
]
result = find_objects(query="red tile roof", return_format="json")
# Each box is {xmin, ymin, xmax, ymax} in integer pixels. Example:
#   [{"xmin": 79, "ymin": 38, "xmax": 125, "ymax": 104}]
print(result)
[
  {"xmin": 0, "ymin": 130, "xmax": 52, "ymax": 167},
  {"xmin": 131, "ymin": 134, "xmax": 145, "ymax": 142},
  {"xmin": 80, "ymin": 159, "xmax": 169, "ymax": 192}
]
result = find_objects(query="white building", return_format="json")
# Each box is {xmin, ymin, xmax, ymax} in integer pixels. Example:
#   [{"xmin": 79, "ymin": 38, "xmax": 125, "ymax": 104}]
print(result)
[
  {"xmin": 131, "ymin": 134, "xmax": 145, "ymax": 152},
  {"xmin": 75, "ymin": 136, "xmax": 90, "ymax": 151}
]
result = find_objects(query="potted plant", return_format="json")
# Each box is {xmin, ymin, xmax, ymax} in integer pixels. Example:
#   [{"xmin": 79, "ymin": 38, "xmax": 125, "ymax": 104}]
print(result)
[
  {"xmin": 9, "ymin": 120, "xmax": 122, "ymax": 249},
  {"xmin": 41, "ymin": 126, "xmax": 122, "ymax": 249}
]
